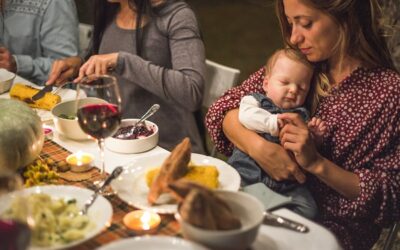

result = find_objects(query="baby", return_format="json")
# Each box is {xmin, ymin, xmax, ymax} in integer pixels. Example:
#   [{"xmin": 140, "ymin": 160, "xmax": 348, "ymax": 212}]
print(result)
[{"xmin": 227, "ymin": 48, "xmax": 326, "ymax": 219}]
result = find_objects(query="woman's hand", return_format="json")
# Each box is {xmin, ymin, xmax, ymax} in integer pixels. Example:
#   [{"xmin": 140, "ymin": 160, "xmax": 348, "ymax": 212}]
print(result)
[
  {"xmin": 249, "ymin": 139, "xmax": 306, "ymax": 183},
  {"xmin": 75, "ymin": 53, "xmax": 118, "ymax": 82},
  {"xmin": 279, "ymin": 113, "xmax": 323, "ymax": 174},
  {"xmin": 223, "ymin": 109, "xmax": 306, "ymax": 183},
  {"xmin": 46, "ymin": 56, "xmax": 82, "ymax": 85},
  {"xmin": 0, "ymin": 47, "xmax": 16, "ymax": 73}
]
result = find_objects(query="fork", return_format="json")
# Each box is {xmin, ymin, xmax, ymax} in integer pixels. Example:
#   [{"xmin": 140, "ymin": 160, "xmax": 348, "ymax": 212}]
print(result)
[{"xmin": 79, "ymin": 166, "xmax": 123, "ymax": 215}]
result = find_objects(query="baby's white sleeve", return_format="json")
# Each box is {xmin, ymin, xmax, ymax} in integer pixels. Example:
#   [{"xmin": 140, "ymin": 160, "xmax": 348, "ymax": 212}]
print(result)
[{"xmin": 238, "ymin": 96, "xmax": 279, "ymax": 136}]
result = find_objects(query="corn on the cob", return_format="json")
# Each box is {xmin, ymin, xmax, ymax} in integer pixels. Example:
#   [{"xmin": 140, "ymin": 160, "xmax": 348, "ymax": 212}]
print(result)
[{"xmin": 9, "ymin": 83, "xmax": 61, "ymax": 110}]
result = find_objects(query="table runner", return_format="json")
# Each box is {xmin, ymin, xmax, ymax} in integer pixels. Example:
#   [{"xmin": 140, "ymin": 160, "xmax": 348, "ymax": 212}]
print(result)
[{"xmin": 39, "ymin": 139, "xmax": 180, "ymax": 249}]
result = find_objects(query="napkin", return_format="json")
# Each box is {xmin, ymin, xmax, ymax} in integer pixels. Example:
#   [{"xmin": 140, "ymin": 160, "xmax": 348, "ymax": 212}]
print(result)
[{"xmin": 242, "ymin": 183, "xmax": 293, "ymax": 211}]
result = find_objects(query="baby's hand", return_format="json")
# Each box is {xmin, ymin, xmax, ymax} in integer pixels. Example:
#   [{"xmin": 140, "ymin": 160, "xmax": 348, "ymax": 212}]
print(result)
[{"xmin": 308, "ymin": 117, "xmax": 327, "ymax": 145}]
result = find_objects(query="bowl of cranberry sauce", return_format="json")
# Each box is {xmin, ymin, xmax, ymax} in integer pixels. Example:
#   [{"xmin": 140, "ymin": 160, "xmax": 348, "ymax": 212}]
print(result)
[{"xmin": 106, "ymin": 119, "xmax": 159, "ymax": 154}]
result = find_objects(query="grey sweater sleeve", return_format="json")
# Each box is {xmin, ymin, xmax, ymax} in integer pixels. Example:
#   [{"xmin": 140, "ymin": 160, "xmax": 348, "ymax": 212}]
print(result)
[
  {"xmin": 115, "ymin": 6, "xmax": 206, "ymax": 112},
  {"xmin": 14, "ymin": 0, "xmax": 79, "ymax": 83}
]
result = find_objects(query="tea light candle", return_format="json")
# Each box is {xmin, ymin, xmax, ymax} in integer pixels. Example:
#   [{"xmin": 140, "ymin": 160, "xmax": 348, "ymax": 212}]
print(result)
[
  {"xmin": 123, "ymin": 210, "xmax": 161, "ymax": 233},
  {"xmin": 66, "ymin": 151, "xmax": 94, "ymax": 172}
]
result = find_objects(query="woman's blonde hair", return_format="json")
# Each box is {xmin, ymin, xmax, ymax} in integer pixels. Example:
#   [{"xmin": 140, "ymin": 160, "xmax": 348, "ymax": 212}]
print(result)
[
  {"xmin": 275, "ymin": 0, "xmax": 398, "ymax": 98},
  {"xmin": 265, "ymin": 48, "xmax": 325, "ymax": 115}
]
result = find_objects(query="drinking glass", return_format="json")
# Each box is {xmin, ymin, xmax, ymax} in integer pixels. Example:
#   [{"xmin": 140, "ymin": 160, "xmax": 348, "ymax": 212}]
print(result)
[{"xmin": 76, "ymin": 75, "xmax": 122, "ymax": 194}]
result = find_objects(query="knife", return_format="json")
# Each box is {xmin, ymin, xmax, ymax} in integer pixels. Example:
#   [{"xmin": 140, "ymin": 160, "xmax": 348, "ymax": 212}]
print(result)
[
  {"xmin": 263, "ymin": 211, "xmax": 309, "ymax": 233},
  {"xmin": 31, "ymin": 85, "xmax": 53, "ymax": 101}
]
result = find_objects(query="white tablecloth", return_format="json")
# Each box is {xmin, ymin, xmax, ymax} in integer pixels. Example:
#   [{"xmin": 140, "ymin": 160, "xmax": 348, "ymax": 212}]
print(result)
[{"xmin": 1, "ymin": 75, "xmax": 342, "ymax": 250}]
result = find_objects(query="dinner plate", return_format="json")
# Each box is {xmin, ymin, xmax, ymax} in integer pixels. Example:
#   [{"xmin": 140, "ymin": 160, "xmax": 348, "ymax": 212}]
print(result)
[
  {"xmin": 97, "ymin": 236, "xmax": 209, "ymax": 250},
  {"xmin": 0, "ymin": 185, "xmax": 113, "ymax": 250},
  {"xmin": 111, "ymin": 153, "xmax": 241, "ymax": 214}
]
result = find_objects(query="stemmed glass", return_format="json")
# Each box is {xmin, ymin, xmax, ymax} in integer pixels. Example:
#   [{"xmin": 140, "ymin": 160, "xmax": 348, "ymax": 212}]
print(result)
[{"xmin": 76, "ymin": 75, "xmax": 122, "ymax": 194}]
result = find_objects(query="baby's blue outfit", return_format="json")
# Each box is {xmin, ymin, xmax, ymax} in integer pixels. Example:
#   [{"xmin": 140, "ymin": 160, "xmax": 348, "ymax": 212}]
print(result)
[{"xmin": 228, "ymin": 93, "xmax": 318, "ymax": 219}]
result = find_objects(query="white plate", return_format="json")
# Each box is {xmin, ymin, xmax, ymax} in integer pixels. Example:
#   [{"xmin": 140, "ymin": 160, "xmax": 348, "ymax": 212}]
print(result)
[
  {"xmin": 0, "ymin": 185, "xmax": 113, "ymax": 250},
  {"xmin": 97, "ymin": 236, "xmax": 209, "ymax": 250},
  {"xmin": 111, "ymin": 153, "xmax": 241, "ymax": 214}
]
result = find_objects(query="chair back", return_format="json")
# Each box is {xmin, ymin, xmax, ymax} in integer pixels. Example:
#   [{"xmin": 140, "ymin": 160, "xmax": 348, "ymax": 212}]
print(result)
[
  {"xmin": 203, "ymin": 60, "xmax": 240, "ymax": 108},
  {"xmin": 202, "ymin": 60, "xmax": 240, "ymax": 156},
  {"xmin": 78, "ymin": 23, "xmax": 93, "ymax": 54}
]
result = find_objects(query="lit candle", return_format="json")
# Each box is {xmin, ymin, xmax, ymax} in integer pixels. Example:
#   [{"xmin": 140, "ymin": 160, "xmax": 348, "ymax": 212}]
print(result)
[
  {"xmin": 123, "ymin": 210, "xmax": 161, "ymax": 233},
  {"xmin": 66, "ymin": 151, "xmax": 94, "ymax": 172}
]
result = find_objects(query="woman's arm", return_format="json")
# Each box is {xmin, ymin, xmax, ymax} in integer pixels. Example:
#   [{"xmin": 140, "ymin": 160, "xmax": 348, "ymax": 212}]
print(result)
[
  {"xmin": 78, "ymin": 5, "xmax": 205, "ymax": 111},
  {"xmin": 224, "ymin": 109, "xmax": 306, "ymax": 183},
  {"xmin": 279, "ymin": 113, "xmax": 361, "ymax": 199}
]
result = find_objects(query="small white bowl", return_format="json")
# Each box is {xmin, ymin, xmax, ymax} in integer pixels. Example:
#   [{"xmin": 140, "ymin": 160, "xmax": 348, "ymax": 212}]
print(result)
[
  {"xmin": 0, "ymin": 69, "xmax": 16, "ymax": 93},
  {"xmin": 176, "ymin": 190, "xmax": 264, "ymax": 250},
  {"xmin": 51, "ymin": 97, "xmax": 106, "ymax": 140},
  {"xmin": 106, "ymin": 118, "xmax": 159, "ymax": 154}
]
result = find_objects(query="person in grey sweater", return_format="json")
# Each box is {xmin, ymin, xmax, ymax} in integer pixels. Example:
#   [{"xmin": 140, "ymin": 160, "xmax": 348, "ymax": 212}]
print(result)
[
  {"xmin": 47, "ymin": 0, "xmax": 206, "ymax": 153},
  {"xmin": 0, "ymin": 0, "xmax": 79, "ymax": 84}
]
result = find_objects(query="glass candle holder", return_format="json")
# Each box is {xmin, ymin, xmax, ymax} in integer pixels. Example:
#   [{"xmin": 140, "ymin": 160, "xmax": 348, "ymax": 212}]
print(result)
[{"xmin": 66, "ymin": 151, "xmax": 94, "ymax": 172}]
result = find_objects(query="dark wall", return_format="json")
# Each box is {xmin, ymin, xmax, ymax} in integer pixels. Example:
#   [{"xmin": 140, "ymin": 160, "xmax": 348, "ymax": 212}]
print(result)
[{"xmin": 74, "ymin": 0, "xmax": 282, "ymax": 83}]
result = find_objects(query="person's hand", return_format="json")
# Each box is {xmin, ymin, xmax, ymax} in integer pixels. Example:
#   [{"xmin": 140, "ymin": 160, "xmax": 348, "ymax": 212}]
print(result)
[
  {"xmin": 46, "ymin": 56, "xmax": 82, "ymax": 85},
  {"xmin": 0, "ymin": 47, "xmax": 17, "ymax": 73},
  {"xmin": 248, "ymin": 138, "xmax": 306, "ymax": 184},
  {"xmin": 279, "ymin": 113, "xmax": 323, "ymax": 173},
  {"xmin": 308, "ymin": 117, "xmax": 327, "ymax": 145},
  {"xmin": 308, "ymin": 117, "xmax": 326, "ymax": 137},
  {"xmin": 75, "ymin": 53, "xmax": 118, "ymax": 82}
]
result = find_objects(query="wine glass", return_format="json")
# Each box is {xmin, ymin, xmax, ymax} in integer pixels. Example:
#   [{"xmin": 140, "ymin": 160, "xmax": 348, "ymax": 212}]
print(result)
[{"xmin": 76, "ymin": 75, "xmax": 122, "ymax": 194}]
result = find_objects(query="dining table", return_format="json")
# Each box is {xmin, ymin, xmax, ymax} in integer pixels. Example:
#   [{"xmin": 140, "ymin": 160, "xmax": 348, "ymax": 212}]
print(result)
[{"xmin": 0, "ymin": 75, "xmax": 343, "ymax": 250}]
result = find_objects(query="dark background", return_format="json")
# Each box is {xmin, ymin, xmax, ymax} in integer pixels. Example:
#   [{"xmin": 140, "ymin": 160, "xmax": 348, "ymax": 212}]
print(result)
[{"xmin": 74, "ymin": 0, "xmax": 282, "ymax": 83}]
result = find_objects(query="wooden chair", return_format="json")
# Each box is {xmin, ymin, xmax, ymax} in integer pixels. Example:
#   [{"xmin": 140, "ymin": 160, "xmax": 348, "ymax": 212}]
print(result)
[{"xmin": 202, "ymin": 59, "xmax": 240, "ymax": 156}]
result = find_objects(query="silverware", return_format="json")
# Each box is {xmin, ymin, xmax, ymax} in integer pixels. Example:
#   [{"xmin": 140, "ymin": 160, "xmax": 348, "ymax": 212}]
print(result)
[
  {"xmin": 124, "ymin": 104, "xmax": 160, "ymax": 138},
  {"xmin": 263, "ymin": 211, "xmax": 309, "ymax": 233},
  {"xmin": 31, "ymin": 84, "xmax": 53, "ymax": 101},
  {"xmin": 52, "ymin": 81, "xmax": 71, "ymax": 95},
  {"xmin": 79, "ymin": 166, "xmax": 123, "ymax": 215}
]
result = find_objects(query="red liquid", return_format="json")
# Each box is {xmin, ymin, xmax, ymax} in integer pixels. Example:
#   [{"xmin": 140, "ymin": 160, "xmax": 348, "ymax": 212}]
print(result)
[{"xmin": 77, "ymin": 104, "xmax": 121, "ymax": 139}]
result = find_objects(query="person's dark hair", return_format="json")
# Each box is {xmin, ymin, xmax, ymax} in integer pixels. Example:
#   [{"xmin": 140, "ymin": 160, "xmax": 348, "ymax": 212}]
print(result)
[{"xmin": 275, "ymin": 0, "xmax": 398, "ymax": 73}]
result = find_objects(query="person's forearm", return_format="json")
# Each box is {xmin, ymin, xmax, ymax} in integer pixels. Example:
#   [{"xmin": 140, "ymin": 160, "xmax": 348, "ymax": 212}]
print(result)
[{"xmin": 310, "ymin": 157, "xmax": 360, "ymax": 199}]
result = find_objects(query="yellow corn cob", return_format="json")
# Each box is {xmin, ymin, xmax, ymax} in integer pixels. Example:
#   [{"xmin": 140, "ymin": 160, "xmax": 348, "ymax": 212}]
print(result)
[
  {"xmin": 146, "ymin": 165, "xmax": 219, "ymax": 189},
  {"xmin": 9, "ymin": 83, "xmax": 61, "ymax": 110}
]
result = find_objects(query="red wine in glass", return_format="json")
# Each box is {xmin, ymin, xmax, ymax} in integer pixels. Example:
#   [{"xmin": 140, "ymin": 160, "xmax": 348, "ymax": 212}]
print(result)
[{"xmin": 77, "ymin": 103, "xmax": 121, "ymax": 139}]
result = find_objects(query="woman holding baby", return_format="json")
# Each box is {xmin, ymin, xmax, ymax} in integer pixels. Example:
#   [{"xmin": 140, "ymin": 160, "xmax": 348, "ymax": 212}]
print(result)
[{"xmin": 206, "ymin": 0, "xmax": 400, "ymax": 249}]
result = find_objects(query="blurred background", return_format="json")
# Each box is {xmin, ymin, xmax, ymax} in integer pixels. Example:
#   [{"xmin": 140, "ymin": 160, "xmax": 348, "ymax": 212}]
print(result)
[{"xmin": 75, "ymin": 0, "xmax": 282, "ymax": 83}]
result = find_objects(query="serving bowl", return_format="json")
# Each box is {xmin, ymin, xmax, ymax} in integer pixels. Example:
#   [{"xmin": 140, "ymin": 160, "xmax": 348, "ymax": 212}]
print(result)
[
  {"xmin": 176, "ymin": 190, "xmax": 264, "ymax": 250},
  {"xmin": 106, "ymin": 118, "xmax": 159, "ymax": 154},
  {"xmin": 0, "ymin": 68, "xmax": 16, "ymax": 94},
  {"xmin": 51, "ymin": 97, "xmax": 106, "ymax": 140}
]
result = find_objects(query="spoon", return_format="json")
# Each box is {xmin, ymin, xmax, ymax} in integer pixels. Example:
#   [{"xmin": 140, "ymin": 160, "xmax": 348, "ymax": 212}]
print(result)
[
  {"xmin": 79, "ymin": 166, "xmax": 123, "ymax": 215},
  {"xmin": 126, "ymin": 104, "xmax": 160, "ymax": 137}
]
